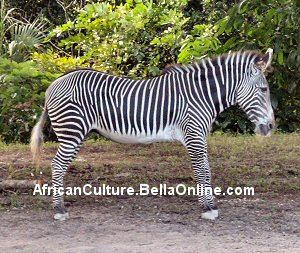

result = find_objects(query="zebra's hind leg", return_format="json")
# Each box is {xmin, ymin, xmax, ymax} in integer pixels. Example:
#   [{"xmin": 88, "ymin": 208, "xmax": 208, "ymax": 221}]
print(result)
[
  {"xmin": 184, "ymin": 132, "xmax": 218, "ymax": 220},
  {"xmin": 51, "ymin": 141, "xmax": 83, "ymax": 221}
]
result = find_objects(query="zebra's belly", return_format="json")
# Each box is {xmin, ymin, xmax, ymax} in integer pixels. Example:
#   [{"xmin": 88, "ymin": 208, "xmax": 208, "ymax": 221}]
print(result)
[{"xmin": 95, "ymin": 125, "xmax": 184, "ymax": 144}]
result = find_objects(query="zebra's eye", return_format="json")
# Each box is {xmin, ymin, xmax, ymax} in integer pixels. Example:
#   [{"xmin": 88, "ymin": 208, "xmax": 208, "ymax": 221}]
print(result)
[{"xmin": 259, "ymin": 87, "xmax": 268, "ymax": 93}]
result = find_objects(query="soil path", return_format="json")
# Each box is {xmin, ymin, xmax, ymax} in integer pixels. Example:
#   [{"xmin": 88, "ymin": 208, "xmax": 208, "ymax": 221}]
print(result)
[{"xmin": 0, "ymin": 195, "xmax": 299, "ymax": 253}]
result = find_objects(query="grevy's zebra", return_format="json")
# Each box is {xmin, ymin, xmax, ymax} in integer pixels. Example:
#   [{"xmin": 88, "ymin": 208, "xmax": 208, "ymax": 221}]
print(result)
[{"xmin": 31, "ymin": 49, "xmax": 275, "ymax": 221}]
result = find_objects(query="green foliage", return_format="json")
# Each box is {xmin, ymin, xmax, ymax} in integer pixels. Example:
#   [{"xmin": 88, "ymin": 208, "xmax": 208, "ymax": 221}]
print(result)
[
  {"xmin": 6, "ymin": 0, "xmax": 79, "ymax": 25},
  {"xmin": 0, "ymin": 0, "xmax": 16, "ymax": 56},
  {"xmin": 0, "ymin": 58, "xmax": 60, "ymax": 143},
  {"xmin": 32, "ymin": 50, "xmax": 89, "ymax": 73},
  {"xmin": 49, "ymin": 0, "xmax": 189, "ymax": 78},
  {"xmin": 8, "ymin": 18, "xmax": 48, "ymax": 62},
  {"xmin": 0, "ymin": 0, "xmax": 48, "ymax": 62},
  {"xmin": 177, "ymin": 24, "xmax": 221, "ymax": 63}
]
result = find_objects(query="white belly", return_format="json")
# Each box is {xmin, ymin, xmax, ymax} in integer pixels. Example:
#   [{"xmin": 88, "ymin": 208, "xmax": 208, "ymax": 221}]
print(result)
[{"xmin": 96, "ymin": 125, "xmax": 184, "ymax": 144}]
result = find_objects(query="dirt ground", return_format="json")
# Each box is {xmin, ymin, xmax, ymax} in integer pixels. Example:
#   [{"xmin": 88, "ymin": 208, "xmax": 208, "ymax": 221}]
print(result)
[
  {"xmin": 0, "ymin": 194, "xmax": 299, "ymax": 253},
  {"xmin": 0, "ymin": 136, "xmax": 299, "ymax": 252}
]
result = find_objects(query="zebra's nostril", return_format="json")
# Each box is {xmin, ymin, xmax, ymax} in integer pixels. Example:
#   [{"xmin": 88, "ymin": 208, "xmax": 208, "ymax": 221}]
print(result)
[{"xmin": 268, "ymin": 123, "xmax": 273, "ymax": 130}]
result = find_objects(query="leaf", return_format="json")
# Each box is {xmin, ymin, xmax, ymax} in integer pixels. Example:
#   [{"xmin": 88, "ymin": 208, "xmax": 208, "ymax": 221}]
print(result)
[
  {"xmin": 278, "ymin": 51, "xmax": 284, "ymax": 65},
  {"xmin": 3, "ymin": 8, "xmax": 16, "ymax": 22},
  {"xmin": 8, "ymin": 41, "xmax": 17, "ymax": 57},
  {"xmin": 238, "ymin": 0, "xmax": 249, "ymax": 14},
  {"xmin": 233, "ymin": 16, "xmax": 244, "ymax": 30},
  {"xmin": 223, "ymin": 37, "xmax": 239, "ymax": 51},
  {"xmin": 211, "ymin": 38, "xmax": 220, "ymax": 51},
  {"xmin": 216, "ymin": 18, "xmax": 228, "ymax": 35},
  {"xmin": 134, "ymin": 3, "xmax": 148, "ymax": 16},
  {"xmin": 151, "ymin": 38, "xmax": 160, "ymax": 45},
  {"xmin": 149, "ymin": 66, "xmax": 160, "ymax": 76},
  {"xmin": 126, "ymin": 0, "xmax": 134, "ymax": 6},
  {"xmin": 135, "ymin": 22, "xmax": 144, "ymax": 29},
  {"xmin": 225, "ymin": 16, "xmax": 235, "ymax": 33},
  {"xmin": 267, "ymin": 8, "xmax": 276, "ymax": 19}
]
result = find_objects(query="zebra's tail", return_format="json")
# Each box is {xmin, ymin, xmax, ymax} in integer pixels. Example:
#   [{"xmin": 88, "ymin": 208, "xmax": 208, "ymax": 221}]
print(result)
[{"xmin": 30, "ymin": 108, "xmax": 48, "ymax": 167}]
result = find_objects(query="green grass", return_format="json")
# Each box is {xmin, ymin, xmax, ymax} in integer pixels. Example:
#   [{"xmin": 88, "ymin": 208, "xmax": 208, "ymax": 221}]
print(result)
[{"xmin": 0, "ymin": 141, "xmax": 59, "ymax": 151}]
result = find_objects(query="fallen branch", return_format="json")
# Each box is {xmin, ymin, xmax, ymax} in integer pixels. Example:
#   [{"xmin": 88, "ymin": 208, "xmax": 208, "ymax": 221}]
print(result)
[{"xmin": 0, "ymin": 180, "xmax": 41, "ymax": 190}]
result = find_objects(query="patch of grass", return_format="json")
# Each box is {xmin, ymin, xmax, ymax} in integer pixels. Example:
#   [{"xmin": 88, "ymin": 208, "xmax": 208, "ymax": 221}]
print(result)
[
  {"xmin": 0, "ymin": 141, "xmax": 58, "ymax": 151},
  {"xmin": 32, "ymin": 195, "xmax": 49, "ymax": 209},
  {"xmin": 9, "ymin": 192, "xmax": 22, "ymax": 208},
  {"xmin": 0, "ymin": 142, "xmax": 28, "ymax": 151}
]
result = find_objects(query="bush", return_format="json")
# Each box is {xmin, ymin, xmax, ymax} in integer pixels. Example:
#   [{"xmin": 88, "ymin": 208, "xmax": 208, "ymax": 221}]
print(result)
[
  {"xmin": 0, "ymin": 58, "xmax": 60, "ymax": 143},
  {"xmin": 32, "ymin": 50, "xmax": 89, "ymax": 73},
  {"xmin": 48, "ymin": 0, "xmax": 189, "ymax": 78}
]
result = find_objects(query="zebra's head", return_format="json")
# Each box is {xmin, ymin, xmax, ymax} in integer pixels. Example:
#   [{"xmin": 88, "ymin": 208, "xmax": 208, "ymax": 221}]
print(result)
[{"xmin": 236, "ymin": 48, "xmax": 275, "ymax": 136}]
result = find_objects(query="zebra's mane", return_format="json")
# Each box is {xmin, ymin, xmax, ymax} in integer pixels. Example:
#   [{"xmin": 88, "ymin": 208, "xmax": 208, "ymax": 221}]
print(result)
[{"xmin": 161, "ymin": 50, "xmax": 262, "ymax": 75}]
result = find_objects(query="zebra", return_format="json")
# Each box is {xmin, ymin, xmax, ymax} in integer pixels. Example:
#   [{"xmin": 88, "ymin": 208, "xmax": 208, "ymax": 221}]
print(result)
[{"xmin": 31, "ymin": 48, "xmax": 275, "ymax": 221}]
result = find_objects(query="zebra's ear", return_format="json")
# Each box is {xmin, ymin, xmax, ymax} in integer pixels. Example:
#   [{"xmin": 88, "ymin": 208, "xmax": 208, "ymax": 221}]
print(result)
[{"xmin": 255, "ymin": 48, "xmax": 273, "ymax": 72}]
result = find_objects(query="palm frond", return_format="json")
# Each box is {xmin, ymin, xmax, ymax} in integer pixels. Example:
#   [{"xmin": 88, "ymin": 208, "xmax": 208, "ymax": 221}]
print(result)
[{"xmin": 9, "ymin": 18, "xmax": 48, "ymax": 62}]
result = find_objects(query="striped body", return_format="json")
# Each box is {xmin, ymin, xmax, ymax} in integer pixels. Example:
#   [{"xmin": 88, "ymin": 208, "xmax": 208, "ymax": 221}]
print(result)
[
  {"xmin": 47, "ymin": 71, "xmax": 188, "ymax": 144},
  {"xmin": 46, "ymin": 52, "xmax": 243, "ymax": 145}
]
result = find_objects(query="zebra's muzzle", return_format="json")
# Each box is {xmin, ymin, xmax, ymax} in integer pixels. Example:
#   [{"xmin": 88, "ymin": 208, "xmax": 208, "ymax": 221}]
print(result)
[{"xmin": 256, "ymin": 123, "xmax": 273, "ymax": 136}]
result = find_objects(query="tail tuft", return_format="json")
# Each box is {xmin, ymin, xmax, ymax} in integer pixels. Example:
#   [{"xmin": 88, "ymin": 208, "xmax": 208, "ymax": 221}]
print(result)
[{"xmin": 30, "ymin": 109, "xmax": 48, "ymax": 167}]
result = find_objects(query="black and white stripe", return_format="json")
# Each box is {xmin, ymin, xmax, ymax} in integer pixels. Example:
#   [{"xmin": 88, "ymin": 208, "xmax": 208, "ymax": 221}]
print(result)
[{"xmin": 31, "ymin": 49, "xmax": 274, "ymax": 220}]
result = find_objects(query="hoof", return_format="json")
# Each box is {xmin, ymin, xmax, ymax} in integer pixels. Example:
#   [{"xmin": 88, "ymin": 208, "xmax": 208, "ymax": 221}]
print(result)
[
  {"xmin": 201, "ymin": 209, "xmax": 218, "ymax": 220},
  {"xmin": 54, "ymin": 212, "xmax": 69, "ymax": 221}
]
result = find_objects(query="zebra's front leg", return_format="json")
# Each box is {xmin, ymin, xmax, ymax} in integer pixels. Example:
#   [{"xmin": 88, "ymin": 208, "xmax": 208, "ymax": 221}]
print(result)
[
  {"xmin": 51, "ymin": 143, "xmax": 82, "ymax": 221},
  {"xmin": 185, "ymin": 134, "xmax": 218, "ymax": 220}
]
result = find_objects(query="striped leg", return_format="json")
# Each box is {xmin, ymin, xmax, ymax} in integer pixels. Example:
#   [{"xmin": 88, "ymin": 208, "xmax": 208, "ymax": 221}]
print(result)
[
  {"xmin": 51, "ymin": 140, "xmax": 84, "ymax": 221},
  {"xmin": 184, "ymin": 131, "xmax": 218, "ymax": 220}
]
